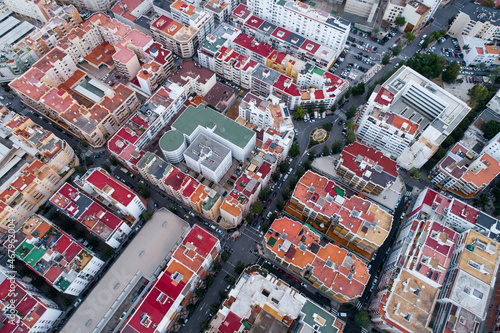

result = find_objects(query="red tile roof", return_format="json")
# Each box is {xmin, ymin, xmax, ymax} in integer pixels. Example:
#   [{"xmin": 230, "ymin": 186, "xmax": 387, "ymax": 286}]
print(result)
[
  {"xmin": 233, "ymin": 34, "xmax": 274, "ymax": 58},
  {"xmin": 84, "ymin": 168, "xmax": 137, "ymax": 206},
  {"xmin": 181, "ymin": 224, "xmax": 218, "ymax": 257},
  {"xmin": 218, "ymin": 312, "xmax": 242, "ymax": 333}
]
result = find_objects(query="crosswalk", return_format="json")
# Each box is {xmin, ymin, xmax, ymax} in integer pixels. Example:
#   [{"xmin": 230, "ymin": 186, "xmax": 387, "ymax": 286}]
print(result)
[
  {"xmin": 361, "ymin": 328, "xmax": 369, "ymax": 333},
  {"xmin": 355, "ymin": 300, "xmax": 363, "ymax": 310}
]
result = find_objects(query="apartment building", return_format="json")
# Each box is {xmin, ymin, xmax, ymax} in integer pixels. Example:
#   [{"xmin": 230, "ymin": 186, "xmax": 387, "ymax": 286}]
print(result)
[
  {"xmin": 205, "ymin": 0, "xmax": 234, "ymax": 25},
  {"xmin": 433, "ymin": 229, "xmax": 500, "ymax": 333},
  {"xmin": 108, "ymin": 82, "xmax": 186, "ymax": 170},
  {"xmin": 161, "ymin": 105, "xmax": 256, "ymax": 162},
  {"xmin": 197, "ymin": 23, "xmax": 242, "ymax": 72},
  {"xmin": 60, "ymin": 0, "xmax": 115, "ymax": 11},
  {"xmin": 356, "ymin": 66, "xmax": 470, "ymax": 170},
  {"xmin": 0, "ymin": 265, "xmax": 62, "ymax": 332},
  {"xmin": 246, "ymin": 0, "xmax": 350, "ymax": 59},
  {"xmin": 0, "ymin": 108, "xmax": 77, "ymax": 233},
  {"xmin": 170, "ymin": 0, "xmax": 214, "ymax": 41},
  {"xmin": 448, "ymin": 5, "xmax": 500, "ymax": 42},
  {"xmin": 50, "ymin": 183, "xmax": 131, "ymax": 248},
  {"xmin": 208, "ymin": 270, "xmax": 346, "ymax": 333},
  {"xmin": 238, "ymin": 92, "xmax": 293, "ymax": 132},
  {"xmin": 169, "ymin": 59, "xmax": 217, "ymax": 96},
  {"xmin": 136, "ymin": 152, "xmax": 222, "ymax": 220},
  {"xmin": 111, "ymin": 0, "xmax": 154, "ymax": 32},
  {"xmin": 13, "ymin": 215, "xmax": 104, "ymax": 296},
  {"xmin": 264, "ymin": 217, "xmax": 370, "ymax": 303},
  {"xmin": 131, "ymin": 43, "xmax": 175, "ymax": 95},
  {"xmin": 3, "ymin": 0, "xmax": 53, "ymax": 22},
  {"xmin": 344, "ymin": 0, "xmax": 379, "ymax": 22},
  {"xmin": 76, "ymin": 167, "xmax": 147, "ymax": 222},
  {"xmin": 150, "ymin": 15, "xmax": 200, "ymax": 58},
  {"xmin": 457, "ymin": 35, "xmax": 500, "ymax": 66},
  {"xmin": 382, "ymin": 0, "xmax": 430, "ymax": 32},
  {"xmin": 121, "ymin": 225, "xmax": 220, "ymax": 333},
  {"xmin": 286, "ymin": 170, "xmax": 393, "ymax": 259},
  {"xmin": 334, "ymin": 142, "xmax": 399, "ymax": 196},
  {"xmin": 219, "ymin": 195, "xmax": 243, "ymax": 226}
]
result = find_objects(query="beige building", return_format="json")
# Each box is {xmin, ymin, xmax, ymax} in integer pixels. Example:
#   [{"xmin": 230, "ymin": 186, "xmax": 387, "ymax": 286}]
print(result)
[
  {"xmin": 150, "ymin": 15, "xmax": 200, "ymax": 58},
  {"xmin": 382, "ymin": 0, "xmax": 430, "ymax": 32},
  {"xmin": 448, "ymin": 10, "xmax": 500, "ymax": 42},
  {"xmin": 3, "ymin": 0, "xmax": 52, "ymax": 22},
  {"xmin": 344, "ymin": 0, "xmax": 379, "ymax": 23},
  {"xmin": 0, "ymin": 108, "xmax": 77, "ymax": 233}
]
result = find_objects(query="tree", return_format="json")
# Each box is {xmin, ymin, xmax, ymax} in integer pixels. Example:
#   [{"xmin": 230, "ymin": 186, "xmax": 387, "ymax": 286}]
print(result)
[
  {"xmin": 279, "ymin": 161, "xmax": 290, "ymax": 174},
  {"xmin": 392, "ymin": 42, "xmax": 403, "ymax": 56},
  {"xmin": 351, "ymin": 82, "xmax": 365, "ymax": 96},
  {"xmin": 272, "ymin": 171, "xmax": 280, "ymax": 182},
  {"xmin": 293, "ymin": 105, "xmax": 305, "ymax": 119},
  {"xmin": 252, "ymin": 202, "xmax": 264, "ymax": 214},
  {"xmin": 102, "ymin": 163, "xmax": 111, "ymax": 173},
  {"xmin": 346, "ymin": 131, "xmax": 356, "ymax": 144},
  {"xmin": 225, "ymin": 275, "xmax": 236, "ymax": 285},
  {"xmin": 354, "ymin": 310, "xmax": 371, "ymax": 328},
  {"xmin": 213, "ymin": 261, "xmax": 222, "ymax": 271},
  {"xmin": 221, "ymin": 251, "xmax": 230, "ymax": 261},
  {"xmin": 406, "ymin": 53, "xmax": 444, "ymax": 79},
  {"xmin": 482, "ymin": 120, "xmax": 500, "ymax": 139},
  {"xmin": 474, "ymin": 193, "xmax": 490, "ymax": 210},
  {"xmin": 468, "ymin": 84, "xmax": 489, "ymax": 108},
  {"xmin": 219, "ymin": 290, "xmax": 228, "ymax": 299},
  {"xmin": 307, "ymin": 103, "xmax": 315, "ymax": 114},
  {"xmin": 101, "ymin": 247, "xmax": 116, "ymax": 261},
  {"xmin": 290, "ymin": 143, "xmax": 300, "ymax": 157},
  {"xmin": 109, "ymin": 156, "xmax": 119, "ymax": 166},
  {"xmin": 209, "ymin": 303, "xmax": 219, "ymax": 314},
  {"xmin": 187, "ymin": 303, "xmax": 196, "ymax": 314},
  {"xmin": 442, "ymin": 135, "xmax": 455, "ymax": 148},
  {"xmin": 308, "ymin": 149, "xmax": 316, "ymax": 160},
  {"xmin": 167, "ymin": 205, "xmax": 177, "ymax": 214},
  {"xmin": 346, "ymin": 106, "xmax": 356, "ymax": 119},
  {"xmin": 344, "ymin": 88, "xmax": 352, "ymax": 100},
  {"xmin": 372, "ymin": 27, "xmax": 380, "ymax": 36},
  {"xmin": 259, "ymin": 187, "xmax": 271, "ymax": 201},
  {"xmin": 331, "ymin": 140, "xmax": 343, "ymax": 154},
  {"xmin": 205, "ymin": 275, "xmax": 215, "ymax": 287},
  {"xmin": 195, "ymin": 288, "xmax": 205, "ymax": 298},
  {"xmin": 277, "ymin": 198, "xmax": 285, "ymax": 211},
  {"xmin": 84, "ymin": 156, "xmax": 93, "ymax": 167},
  {"xmin": 245, "ymin": 213, "xmax": 254, "ymax": 224},
  {"xmin": 443, "ymin": 61, "xmax": 460, "ymax": 83},
  {"xmin": 322, "ymin": 144, "xmax": 330, "ymax": 156},
  {"xmin": 269, "ymin": 212, "xmax": 278, "ymax": 222},
  {"xmin": 141, "ymin": 209, "xmax": 153, "ymax": 221},
  {"xmin": 323, "ymin": 123, "xmax": 333, "ymax": 131},
  {"xmin": 199, "ymin": 321, "xmax": 209, "ymax": 330},
  {"xmin": 394, "ymin": 16, "xmax": 406, "ymax": 27},
  {"xmin": 138, "ymin": 183, "xmax": 150, "ymax": 199},
  {"xmin": 235, "ymin": 261, "xmax": 246, "ymax": 275},
  {"xmin": 421, "ymin": 36, "xmax": 431, "ymax": 49},
  {"xmin": 382, "ymin": 53, "xmax": 391, "ymax": 65},
  {"xmin": 282, "ymin": 187, "xmax": 291, "ymax": 201},
  {"xmin": 404, "ymin": 32, "xmax": 416, "ymax": 43}
]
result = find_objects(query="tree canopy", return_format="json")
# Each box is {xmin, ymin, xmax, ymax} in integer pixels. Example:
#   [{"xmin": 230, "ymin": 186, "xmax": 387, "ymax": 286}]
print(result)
[
  {"xmin": 394, "ymin": 16, "xmax": 406, "ymax": 27},
  {"xmin": 482, "ymin": 120, "xmax": 500, "ymax": 139},
  {"xmin": 404, "ymin": 32, "xmax": 416, "ymax": 43},
  {"xmin": 468, "ymin": 84, "xmax": 489, "ymax": 108},
  {"xmin": 293, "ymin": 105, "xmax": 305, "ymax": 119},
  {"xmin": 443, "ymin": 61, "xmax": 460, "ymax": 83},
  {"xmin": 405, "ymin": 53, "xmax": 444, "ymax": 79},
  {"xmin": 351, "ymin": 82, "xmax": 365, "ymax": 96}
]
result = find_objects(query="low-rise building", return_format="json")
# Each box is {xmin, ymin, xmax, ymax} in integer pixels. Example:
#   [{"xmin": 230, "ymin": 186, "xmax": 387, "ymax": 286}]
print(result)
[
  {"xmin": 121, "ymin": 224, "xmax": 220, "ymax": 332},
  {"xmin": 264, "ymin": 217, "xmax": 370, "ymax": 303},
  {"xmin": 169, "ymin": 59, "xmax": 216, "ymax": 96},
  {"xmin": 12, "ymin": 215, "xmax": 104, "ymax": 296},
  {"xmin": 356, "ymin": 66, "xmax": 470, "ymax": 170},
  {"xmin": 334, "ymin": 141, "xmax": 399, "ymax": 196},
  {"xmin": 0, "ymin": 265, "xmax": 63, "ymax": 332},
  {"xmin": 201, "ymin": 81, "xmax": 236, "ymax": 113},
  {"xmin": 238, "ymin": 93, "xmax": 293, "ymax": 133},
  {"xmin": 286, "ymin": 170, "xmax": 393, "ymax": 259},
  {"xmin": 208, "ymin": 269, "xmax": 345, "ymax": 333},
  {"xmin": 50, "ymin": 183, "xmax": 131, "ymax": 248},
  {"xmin": 75, "ymin": 167, "xmax": 147, "ymax": 222},
  {"xmin": 382, "ymin": 0, "xmax": 430, "ymax": 32}
]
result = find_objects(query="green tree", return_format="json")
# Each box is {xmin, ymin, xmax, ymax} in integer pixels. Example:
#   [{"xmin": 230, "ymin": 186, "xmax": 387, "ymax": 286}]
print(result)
[
  {"xmin": 225, "ymin": 275, "xmax": 236, "ymax": 285},
  {"xmin": 200, "ymin": 321, "xmax": 209, "ymax": 330},
  {"xmin": 442, "ymin": 135, "xmax": 455, "ymax": 149},
  {"xmin": 392, "ymin": 42, "xmax": 403, "ymax": 56},
  {"xmin": 474, "ymin": 193, "xmax": 490, "ymax": 210},
  {"xmin": 282, "ymin": 187, "xmax": 291, "ymax": 201},
  {"xmin": 443, "ymin": 61, "xmax": 460, "ymax": 83},
  {"xmin": 109, "ymin": 156, "xmax": 119, "ymax": 166},
  {"xmin": 213, "ymin": 261, "xmax": 222, "ymax": 271},
  {"xmin": 195, "ymin": 288, "xmax": 205, "ymax": 298},
  {"xmin": 205, "ymin": 275, "xmax": 215, "ymax": 287},
  {"xmin": 252, "ymin": 202, "xmax": 264, "ymax": 214},
  {"xmin": 102, "ymin": 163, "xmax": 111, "ymax": 173},
  {"xmin": 308, "ymin": 149, "xmax": 316, "ymax": 160},
  {"xmin": 167, "ymin": 205, "xmax": 177, "ymax": 214},
  {"xmin": 406, "ymin": 53, "xmax": 444, "ymax": 79},
  {"xmin": 290, "ymin": 143, "xmax": 300, "ymax": 157},
  {"xmin": 422, "ymin": 36, "xmax": 431, "ymax": 49},
  {"xmin": 351, "ymin": 82, "xmax": 365, "ymax": 96},
  {"xmin": 346, "ymin": 131, "xmax": 356, "ymax": 144},
  {"xmin": 331, "ymin": 140, "xmax": 343, "ymax": 154},
  {"xmin": 221, "ymin": 251, "xmax": 230, "ymax": 261},
  {"xmin": 277, "ymin": 198, "xmax": 285, "ymax": 211},
  {"xmin": 245, "ymin": 213, "xmax": 254, "ymax": 224},
  {"xmin": 259, "ymin": 187, "xmax": 271, "ymax": 201},
  {"xmin": 482, "ymin": 120, "xmax": 500, "ymax": 139},
  {"xmin": 404, "ymin": 32, "xmax": 416, "ymax": 43},
  {"xmin": 322, "ymin": 144, "xmax": 330, "ymax": 155},
  {"xmin": 344, "ymin": 88, "xmax": 352, "ymax": 100},
  {"xmin": 468, "ymin": 84, "xmax": 489, "ymax": 108},
  {"xmin": 307, "ymin": 103, "xmax": 315, "ymax": 114},
  {"xmin": 382, "ymin": 53, "xmax": 391, "ymax": 65},
  {"xmin": 101, "ymin": 247, "xmax": 116, "ymax": 261},
  {"xmin": 141, "ymin": 209, "xmax": 153, "ymax": 221},
  {"xmin": 279, "ymin": 161, "xmax": 290, "ymax": 174},
  {"xmin": 138, "ymin": 183, "xmax": 150, "ymax": 199},
  {"xmin": 272, "ymin": 171, "xmax": 280, "ymax": 182},
  {"xmin": 235, "ymin": 261, "xmax": 246, "ymax": 275},
  {"xmin": 394, "ymin": 16, "xmax": 406, "ymax": 27},
  {"xmin": 346, "ymin": 106, "xmax": 356, "ymax": 119},
  {"xmin": 262, "ymin": 223, "xmax": 270, "ymax": 233},
  {"xmin": 84, "ymin": 156, "xmax": 93, "ymax": 167},
  {"xmin": 372, "ymin": 27, "xmax": 380, "ymax": 36},
  {"xmin": 209, "ymin": 303, "xmax": 219, "ymax": 314},
  {"xmin": 269, "ymin": 212, "xmax": 278, "ymax": 222},
  {"xmin": 323, "ymin": 123, "xmax": 333, "ymax": 132},
  {"xmin": 354, "ymin": 310, "xmax": 371, "ymax": 328},
  {"xmin": 219, "ymin": 289, "xmax": 228, "ymax": 299},
  {"xmin": 187, "ymin": 303, "xmax": 196, "ymax": 314},
  {"xmin": 293, "ymin": 105, "xmax": 306, "ymax": 119}
]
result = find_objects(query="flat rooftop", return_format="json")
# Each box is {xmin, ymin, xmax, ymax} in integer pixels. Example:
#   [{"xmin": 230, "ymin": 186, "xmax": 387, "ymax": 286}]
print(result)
[
  {"xmin": 172, "ymin": 105, "xmax": 255, "ymax": 149},
  {"xmin": 184, "ymin": 133, "xmax": 231, "ymax": 172},
  {"xmin": 61, "ymin": 210, "xmax": 189, "ymax": 333}
]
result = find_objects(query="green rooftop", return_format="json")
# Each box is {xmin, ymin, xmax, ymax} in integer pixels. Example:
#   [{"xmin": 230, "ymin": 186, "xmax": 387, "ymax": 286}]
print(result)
[
  {"xmin": 56, "ymin": 278, "xmax": 70, "ymax": 291},
  {"xmin": 201, "ymin": 37, "xmax": 227, "ymax": 53},
  {"xmin": 203, "ymin": 194, "xmax": 220, "ymax": 211},
  {"xmin": 301, "ymin": 300, "xmax": 338, "ymax": 333},
  {"xmin": 159, "ymin": 130, "xmax": 185, "ymax": 152},
  {"xmin": 25, "ymin": 248, "xmax": 46, "ymax": 267},
  {"xmin": 172, "ymin": 105, "xmax": 255, "ymax": 149},
  {"xmin": 312, "ymin": 66, "xmax": 325, "ymax": 76},
  {"xmin": 15, "ymin": 240, "xmax": 34, "ymax": 259}
]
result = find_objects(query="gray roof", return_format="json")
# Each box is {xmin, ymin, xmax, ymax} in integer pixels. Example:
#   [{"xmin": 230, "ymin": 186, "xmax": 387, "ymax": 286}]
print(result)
[
  {"xmin": 252, "ymin": 64, "xmax": 280, "ymax": 86},
  {"xmin": 184, "ymin": 133, "xmax": 231, "ymax": 172}
]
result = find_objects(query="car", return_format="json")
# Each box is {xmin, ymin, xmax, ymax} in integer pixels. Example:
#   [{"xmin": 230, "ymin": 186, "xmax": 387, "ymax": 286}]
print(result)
[
  {"xmin": 272, "ymin": 192, "xmax": 277, "ymax": 198},
  {"xmin": 154, "ymin": 203, "xmax": 158, "ymax": 208},
  {"xmin": 94, "ymin": 154, "xmax": 100, "ymax": 158}
]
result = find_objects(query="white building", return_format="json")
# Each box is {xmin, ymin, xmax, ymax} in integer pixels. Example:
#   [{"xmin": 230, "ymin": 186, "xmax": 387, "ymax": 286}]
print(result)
[
  {"xmin": 458, "ymin": 35, "xmax": 500, "ymax": 67},
  {"xmin": 184, "ymin": 133, "xmax": 232, "ymax": 183},
  {"xmin": 238, "ymin": 93, "xmax": 293, "ymax": 133},
  {"xmin": 62, "ymin": 0, "xmax": 115, "ymax": 11},
  {"xmin": 246, "ymin": 0, "xmax": 350, "ymax": 59},
  {"xmin": 356, "ymin": 66, "xmax": 470, "ymax": 170},
  {"xmin": 382, "ymin": 0, "xmax": 431, "ymax": 32},
  {"xmin": 3, "ymin": 0, "xmax": 50, "ymax": 22},
  {"xmin": 448, "ymin": 6, "xmax": 500, "ymax": 42},
  {"xmin": 76, "ymin": 167, "xmax": 147, "ymax": 222},
  {"xmin": 344, "ymin": 0, "xmax": 379, "ymax": 22},
  {"xmin": 0, "ymin": 266, "xmax": 63, "ymax": 332}
]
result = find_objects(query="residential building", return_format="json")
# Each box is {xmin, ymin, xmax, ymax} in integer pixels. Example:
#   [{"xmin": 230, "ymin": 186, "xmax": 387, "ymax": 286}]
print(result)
[
  {"xmin": 50, "ymin": 183, "xmax": 131, "ymax": 248},
  {"xmin": 76, "ymin": 167, "xmax": 147, "ymax": 222},
  {"xmin": 161, "ymin": 105, "xmax": 256, "ymax": 162},
  {"xmin": 169, "ymin": 59, "xmax": 216, "ymax": 96},
  {"xmin": 131, "ymin": 43, "xmax": 175, "ymax": 95},
  {"xmin": 184, "ymin": 133, "xmax": 232, "ymax": 183},
  {"xmin": 262, "ymin": 127, "xmax": 294, "ymax": 159},
  {"xmin": 121, "ymin": 224, "xmax": 220, "ymax": 332},
  {"xmin": 382, "ymin": 0, "xmax": 430, "ymax": 32},
  {"xmin": 286, "ymin": 170, "xmax": 393, "ymax": 259},
  {"xmin": 59, "ymin": 0, "xmax": 115, "ymax": 11},
  {"xmin": 356, "ymin": 66, "xmax": 470, "ymax": 170},
  {"xmin": 448, "ymin": 4, "xmax": 500, "ymax": 42},
  {"xmin": 3, "ymin": 0, "xmax": 53, "ymax": 22},
  {"xmin": 344, "ymin": 0, "xmax": 379, "ymax": 22},
  {"xmin": 334, "ymin": 141, "xmax": 399, "ymax": 196},
  {"xmin": 213, "ymin": 46, "xmax": 258, "ymax": 89},
  {"xmin": 208, "ymin": 269, "xmax": 346, "ymax": 333},
  {"xmin": 246, "ymin": 0, "xmax": 350, "ymax": 59},
  {"xmin": 457, "ymin": 35, "xmax": 500, "ymax": 66},
  {"xmin": 170, "ymin": 0, "xmax": 215, "ymax": 42},
  {"xmin": 264, "ymin": 217, "xmax": 370, "ymax": 303},
  {"xmin": 197, "ymin": 23, "xmax": 242, "ymax": 72},
  {"xmin": 111, "ymin": 0, "xmax": 154, "ymax": 32},
  {"xmin": 0, "ymin": 108, "xmax": 77, "ymax": 232},
  {"xmin": 238, "ymin": 92, "xmax": 293, "ymax": 133},
  {"xmin": 12, "ymin": 215, "xmax": 104, "ymax": 296},
  {"xmin": 433, "ymin": 229, "xmax": 500, "ymax": 333},
  {"xmin": 136, "ymin": 152, "xmax": 222, "ymax": 221},
  {"xmin": 205, "ymin": 0, "xmax": 234, "ymax": 25},
  {"xmin": 107, "ymin": 81, "xmax": 186, "ymax": 171},
  {"xmin": 0, "ymin": 265, "xmax": 62, "ymax": 332},
  {"xmin": 150, "ymin": 15, "xmax": 200, "ymax": 58},
  {"xmin": 219, "ymin": 195, "xmax": 242, "ymax": 226},
  {"xmin": 201, "ymin": 81, "xmax": 236, "ymax": 112}
]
